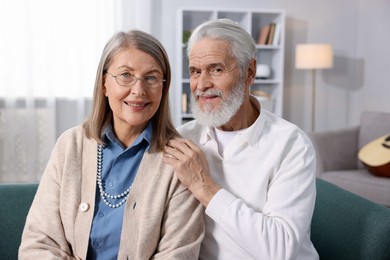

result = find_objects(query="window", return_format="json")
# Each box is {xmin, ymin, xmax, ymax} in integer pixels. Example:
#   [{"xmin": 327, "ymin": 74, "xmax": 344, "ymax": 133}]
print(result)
[
  {"xmin": 0, "ymin": 0, "xmax": 123, "ymax": 98},
  {"xmin": 0, "ymin": 0, "xmax": 127, "ymax": 182}
]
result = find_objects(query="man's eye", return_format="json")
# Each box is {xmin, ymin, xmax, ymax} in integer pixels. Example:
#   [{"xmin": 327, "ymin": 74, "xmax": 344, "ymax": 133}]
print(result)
[
  {"xmin": 210, "ymin": 68, "xmax": 224, "ymax": 75},
  {"xmin": 190, "ymin": 70, "xmax": 200, "ymax": 77}
]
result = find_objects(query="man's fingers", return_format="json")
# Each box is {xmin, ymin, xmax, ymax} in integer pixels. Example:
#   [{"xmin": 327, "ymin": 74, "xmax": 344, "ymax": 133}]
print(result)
[
  {"xmin": 167, "ymin": 138, "xmax": 198, "ymax": 156},
  {"xmin": 164, "ymin": 145, "xmax": 180, "ymax": 160}
]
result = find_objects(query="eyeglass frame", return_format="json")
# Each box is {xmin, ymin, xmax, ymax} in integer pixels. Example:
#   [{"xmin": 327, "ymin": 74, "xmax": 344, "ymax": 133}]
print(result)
[{"xmin": 106, "ymin": 72, "xmax": 166, "ymax": 88}]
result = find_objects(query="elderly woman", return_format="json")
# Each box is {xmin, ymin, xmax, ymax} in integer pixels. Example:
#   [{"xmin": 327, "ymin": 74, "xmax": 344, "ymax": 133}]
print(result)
[{"xmin": 19, "ymin": 30, "xmax": 204, "ymax": 260}]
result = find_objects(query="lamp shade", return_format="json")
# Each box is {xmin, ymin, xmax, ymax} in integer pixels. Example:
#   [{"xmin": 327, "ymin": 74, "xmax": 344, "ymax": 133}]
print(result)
[{"xmin": 295, "ymin": 44, "xmax": 333, "ymax": 69}]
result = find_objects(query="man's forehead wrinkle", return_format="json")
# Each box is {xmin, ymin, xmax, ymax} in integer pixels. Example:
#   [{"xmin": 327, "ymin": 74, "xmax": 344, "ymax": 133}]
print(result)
[
  {"xmin": 189, "ymin": 40, "xmax": 234, "ymax": 69},
  {"xmin": 189, "ymin": 54, "xmax": 229, "ymax": 68}
]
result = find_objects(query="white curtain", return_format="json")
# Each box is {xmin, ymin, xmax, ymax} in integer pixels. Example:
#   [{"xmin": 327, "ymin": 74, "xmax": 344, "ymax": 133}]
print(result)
[{"xmin": 0, "ymin": 0, "xmax": 126, "ymax": 182}]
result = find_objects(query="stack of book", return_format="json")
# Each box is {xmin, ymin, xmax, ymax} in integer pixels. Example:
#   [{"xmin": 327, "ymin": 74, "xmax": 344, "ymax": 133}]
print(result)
[{"xmin": 257, "ymin": 23, "xmax": 281, "ymax": 46}]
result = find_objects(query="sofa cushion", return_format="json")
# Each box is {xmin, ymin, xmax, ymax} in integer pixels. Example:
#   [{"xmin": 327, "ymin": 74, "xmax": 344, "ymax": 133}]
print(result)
[
  {"xmin": 0, "ymin": 183, "xmax": 38, "ymax": 260},
  {"xmin": 311, "ymin": 127, "xmax": 359, "ymax": 173},
  {"xmin": 312, "ymin": 178, "xmax": 390, "ymax": 260},
  {"xmin": 321, "ymin": 169, "xmax": 390, "ymax": 206}
]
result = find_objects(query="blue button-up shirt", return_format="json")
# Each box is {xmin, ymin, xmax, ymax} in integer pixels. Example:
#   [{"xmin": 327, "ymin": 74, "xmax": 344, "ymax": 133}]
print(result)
[{"xmin": 87, "ymin": 122, "xmax": 152, "ymax": 260}]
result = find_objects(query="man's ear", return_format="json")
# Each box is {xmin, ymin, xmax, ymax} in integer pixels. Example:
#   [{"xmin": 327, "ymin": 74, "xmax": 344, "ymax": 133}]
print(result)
[{"xmin": 245, "ymin": 58, "xmax": 256, "ymax": 86}]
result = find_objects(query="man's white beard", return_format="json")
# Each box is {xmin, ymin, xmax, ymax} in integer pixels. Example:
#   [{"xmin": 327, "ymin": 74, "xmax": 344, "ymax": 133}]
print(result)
[{"xmin": 191, "ymin": 82, "xmax": 245, "ymax": 127}]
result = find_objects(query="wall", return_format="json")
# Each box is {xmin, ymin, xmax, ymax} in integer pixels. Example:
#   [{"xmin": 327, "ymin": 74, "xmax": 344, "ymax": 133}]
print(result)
[
  {"xmin": 156, "ymin": 0, "xmax": 390, "ymax": 132},
  {"xmin": 351, "ymin": 0, "xmax": 390, "ymax": 125}
]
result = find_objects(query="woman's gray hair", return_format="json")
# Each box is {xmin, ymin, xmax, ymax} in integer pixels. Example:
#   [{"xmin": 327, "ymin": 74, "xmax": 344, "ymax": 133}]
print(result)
[{"xmin": 187, "ymin": 18, "xmax": 256, "ymax": 75}]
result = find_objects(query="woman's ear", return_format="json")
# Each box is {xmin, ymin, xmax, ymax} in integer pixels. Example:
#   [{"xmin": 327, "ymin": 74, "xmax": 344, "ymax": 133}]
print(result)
[{"xmin": 103, "ymin": 76, "xmax": 108, "ymax": 97}]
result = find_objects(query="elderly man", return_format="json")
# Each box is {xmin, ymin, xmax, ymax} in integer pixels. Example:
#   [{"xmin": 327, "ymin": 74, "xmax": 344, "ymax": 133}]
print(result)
[{"xmin": 164, "ymin": 19, "xmax": 319, "ymax": 260}]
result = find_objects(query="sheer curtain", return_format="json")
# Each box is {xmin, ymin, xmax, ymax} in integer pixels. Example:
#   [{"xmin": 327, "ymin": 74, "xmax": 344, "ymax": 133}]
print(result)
[{"xmin": 0, "ymin": 0, "xmax": 126, "ymax": 182}]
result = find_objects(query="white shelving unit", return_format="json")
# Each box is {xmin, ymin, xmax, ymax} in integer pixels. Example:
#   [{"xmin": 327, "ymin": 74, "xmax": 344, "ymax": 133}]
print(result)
[{"xmin": 176, "ymin": 8, "xmax": 285, "ymax": 124}]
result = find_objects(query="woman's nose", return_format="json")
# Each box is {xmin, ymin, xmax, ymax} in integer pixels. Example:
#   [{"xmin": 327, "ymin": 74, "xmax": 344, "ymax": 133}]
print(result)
[{"xmin": 130, "ymin": 80, "xmax": 146, "ymax": 96}]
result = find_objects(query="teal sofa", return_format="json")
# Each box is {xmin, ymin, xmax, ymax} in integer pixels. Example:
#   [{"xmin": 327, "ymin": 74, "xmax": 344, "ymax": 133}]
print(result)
[
  {"xmin": 0, "ymin": 183, "xmax": 38, "ymax": 260},
  {"xmin": 312, "ymin": 178, "xmax": 390, "ymax": 259},
  {"xmin": 1, "ymin": 179, "xmax": 390, "ymax": 259}
]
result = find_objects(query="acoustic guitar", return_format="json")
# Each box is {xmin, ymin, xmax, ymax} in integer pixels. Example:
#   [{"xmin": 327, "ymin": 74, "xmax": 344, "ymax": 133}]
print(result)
[{"xmin": 358, "ymin": 133, "xmax": 390, "ymax": 177}]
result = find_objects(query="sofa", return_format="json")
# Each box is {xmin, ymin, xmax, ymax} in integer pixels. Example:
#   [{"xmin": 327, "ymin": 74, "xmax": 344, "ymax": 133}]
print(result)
[
  {"xmin": 0, "ymin": 183, "xmax": 38, "ymax": 260},
  {"xmin": 1, "ymin": 179, "xmax": 390, "ymax": 259},
  {"xmin": 312, "ymin": 178, "xmax": 390, "ymax": 259},
  {"xmin": 310, "ymin": 111, "xmax": 390, "ymax": 206}
]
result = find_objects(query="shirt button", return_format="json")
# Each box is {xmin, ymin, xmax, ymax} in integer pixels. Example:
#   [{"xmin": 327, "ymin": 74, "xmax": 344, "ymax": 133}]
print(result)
[
  {"xmin": 79, "ymin": 202, "xmax": 89, "ymax": 212},
  {"xmin": 98, "ymin": 212, "xmax": 104, "ymax": 217}
]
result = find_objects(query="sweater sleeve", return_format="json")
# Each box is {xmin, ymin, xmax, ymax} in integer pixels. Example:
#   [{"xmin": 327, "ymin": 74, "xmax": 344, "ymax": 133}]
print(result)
[
  {"xmin": 205, "ymin": 144, "xmax": 317, "ymax": 260},
  {"xmin": 18, "ymin": 130, "xmax": 80, "ymax": 260}
]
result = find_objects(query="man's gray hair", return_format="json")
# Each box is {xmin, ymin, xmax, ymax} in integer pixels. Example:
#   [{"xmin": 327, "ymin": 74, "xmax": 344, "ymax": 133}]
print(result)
[{"xmin": 187, "ymin": 18, "xmax": 256, "ymax": 76}]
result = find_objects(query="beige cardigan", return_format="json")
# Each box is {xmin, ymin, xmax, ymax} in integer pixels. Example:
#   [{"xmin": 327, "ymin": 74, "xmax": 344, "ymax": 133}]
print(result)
[{"xmin": 19, "ymin": 126, "xmax": 204, "ymax": 259}]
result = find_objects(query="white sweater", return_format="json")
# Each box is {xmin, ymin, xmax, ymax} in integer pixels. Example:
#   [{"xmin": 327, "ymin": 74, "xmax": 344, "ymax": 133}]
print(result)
[{"xmin": 178, "ymin": 106, "xmax": 319, "ymax": 260}]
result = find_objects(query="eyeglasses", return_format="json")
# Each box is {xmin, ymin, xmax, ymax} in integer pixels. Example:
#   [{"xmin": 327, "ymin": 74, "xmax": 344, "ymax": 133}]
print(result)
[{"xmin": 106, "ymin": 72, "xmax": 166, "ymax": 88}]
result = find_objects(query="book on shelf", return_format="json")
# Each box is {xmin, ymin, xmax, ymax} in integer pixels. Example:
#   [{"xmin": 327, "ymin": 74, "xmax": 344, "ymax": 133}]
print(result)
[
  {"xmin": 272, "ymin": 23, "xmax": 281, "ymax": 45},
  {"xmin": 182, "ymin": 93, "xmax": 192, "ymax": 114},
  {"xmin": 266, "ymin": 23, "xmax": 276, "ymax": 45},
  {"xmin": 257, "ymin": 24, "xmax": 271, "ymax": 45},
  {"xmin": 258, "ymin": 23, "xmax": 280, "ymax": 46},
  {"xmin": 182, "ymin": 93, "xmax": 188, "ymax": 113}
]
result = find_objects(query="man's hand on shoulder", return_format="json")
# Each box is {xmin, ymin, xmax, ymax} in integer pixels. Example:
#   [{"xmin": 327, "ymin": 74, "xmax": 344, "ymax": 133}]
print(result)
[{"xmin": 163, "ymin": 137, "xmax": 220, "ymax": 207}]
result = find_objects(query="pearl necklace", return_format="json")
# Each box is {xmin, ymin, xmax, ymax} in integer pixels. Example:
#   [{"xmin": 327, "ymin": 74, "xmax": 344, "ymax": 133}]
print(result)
[{"xmin": 97, "ymin": 144, "xmax": 131, "ymax": 208}]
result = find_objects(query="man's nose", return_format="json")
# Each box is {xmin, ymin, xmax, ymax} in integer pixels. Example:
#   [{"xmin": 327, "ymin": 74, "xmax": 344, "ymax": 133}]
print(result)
[{"xmin": 193, "ymin": 72, "xmax": 213, "ymax": 90}]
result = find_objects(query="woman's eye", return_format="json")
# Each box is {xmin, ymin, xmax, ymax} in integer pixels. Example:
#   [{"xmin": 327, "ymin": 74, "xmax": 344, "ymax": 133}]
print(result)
[
  {"xmin": 120, "ymin": 72, "xmax": 132, "ymax": 78},
  {"xmin": 145, "ymin": 75, "xmax": 157, "ymax": 81},
  {"xmin": 145, "ymin": 75, "xmax": 160, "ymax": 85}
]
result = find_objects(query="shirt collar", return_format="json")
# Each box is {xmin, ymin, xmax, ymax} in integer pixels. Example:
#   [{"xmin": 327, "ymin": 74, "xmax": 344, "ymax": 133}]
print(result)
[
  {"xmin": 201, "ymin": 126, "xmax": 214, "ymax": 145},
  {"xmin": 103, "ymin": 121, "xmax": 153, "ymax": 150},
  {"xmin": 238, "ymin": 96, "xmax": 265, "ymax": 148},
  {"xmin": 199, "ymin": 96, "xmax": 265, "ymax": 149}
]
